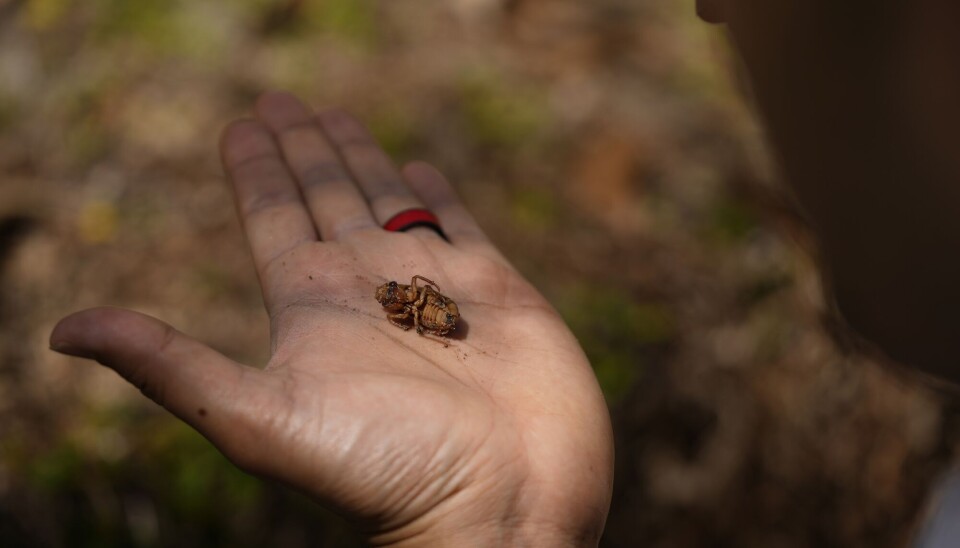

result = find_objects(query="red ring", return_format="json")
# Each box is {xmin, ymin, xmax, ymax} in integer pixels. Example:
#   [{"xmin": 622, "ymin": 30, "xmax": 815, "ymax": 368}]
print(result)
[{"xmin": 383, "ymin": 208, "xmax": 448, "ymax": 241}]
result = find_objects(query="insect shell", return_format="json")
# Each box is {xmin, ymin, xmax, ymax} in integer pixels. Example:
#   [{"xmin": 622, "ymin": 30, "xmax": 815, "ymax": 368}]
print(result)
[{"xmin": 375, "ymin": 275, "xmax": 460, "ymax": 336}]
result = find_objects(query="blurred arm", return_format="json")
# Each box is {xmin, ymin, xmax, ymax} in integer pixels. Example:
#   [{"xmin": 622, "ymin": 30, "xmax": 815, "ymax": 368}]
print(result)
[{"xmin": 707, "ymin": 0, "xmax": 960, "ymax": 381}]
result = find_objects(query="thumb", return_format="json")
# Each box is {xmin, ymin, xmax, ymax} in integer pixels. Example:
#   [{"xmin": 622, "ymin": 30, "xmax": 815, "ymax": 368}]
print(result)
[{"xmin": 50, "ymin": 307, "xmax": 262, "ymax": 467}]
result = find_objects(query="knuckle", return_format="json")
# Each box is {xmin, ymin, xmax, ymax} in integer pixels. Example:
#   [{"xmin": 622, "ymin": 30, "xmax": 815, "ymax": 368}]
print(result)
[
  {"xmin": 230, "ymin": 151, "xmax": 276, "ymax": 174},
  {"xmin": 131, "ymin": 323, "xmax": 179, "ymax": 407},
  {"xmin": 136, "ymin": 376, "xmax": 166, "ymax": 408},
  {"xmin": 222, "ymin": 122, "xmax": 273, "ymax": 164},
  {"xmin": 299, "ymin": 162, "xmax": 349, "ymax": 187},
  {"xmin": 155, "ymin": 323, "xmax": 179, "ymax": 356},
  {"xmin": 242, "ymin": 188, "xmax": 300, "ymax": 216},
  {"xmin": 278, "ymin": 120, "xmax": 320, "ymax": 141}
]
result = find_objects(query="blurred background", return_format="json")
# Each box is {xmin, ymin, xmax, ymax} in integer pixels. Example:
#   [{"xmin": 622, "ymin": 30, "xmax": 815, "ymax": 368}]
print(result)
[{"xmin": 1, "ymin": 0, "xmax": 959, "ymax": 546}]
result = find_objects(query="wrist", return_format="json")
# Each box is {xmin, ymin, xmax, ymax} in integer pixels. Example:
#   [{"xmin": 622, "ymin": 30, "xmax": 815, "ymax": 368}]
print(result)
[
  {"xmin": 366, "ymin": 479, "xmax": 609, "ymax": 547},
  {"xmin": 367, "ymin": 489, "xmax": 607, "ymax": 547},
  {"xmin": 371, "ymin": 519, "xmax": 601, "ymax": 548}
]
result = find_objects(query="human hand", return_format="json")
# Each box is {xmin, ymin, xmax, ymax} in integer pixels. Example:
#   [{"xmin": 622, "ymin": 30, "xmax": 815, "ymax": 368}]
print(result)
[{"xmin": 50, "ymin": 92, "xmax": 613, "ymax": 546}]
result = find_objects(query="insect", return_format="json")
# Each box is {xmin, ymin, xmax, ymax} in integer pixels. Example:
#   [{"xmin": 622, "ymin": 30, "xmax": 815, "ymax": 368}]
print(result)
[{"xmin": 375, "ymin": 275, "xmax": 460, "ymax": 336}]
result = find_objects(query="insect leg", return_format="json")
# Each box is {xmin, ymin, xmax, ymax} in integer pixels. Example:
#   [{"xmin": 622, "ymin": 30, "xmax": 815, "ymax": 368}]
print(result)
[
  {"xmin": 387, "ymin": 312, "xmax": 412, "ymax": 330},
  {"xmin": 414, "ymin": 284, "xmax": 430, "ymax": 308},
  {"xmin": 413, "ymin": 306, "xmax": 424, "ymax": 335},
  {"xmin": 411, "ymin": 275, "xmax": 440, "ymax": 293}
]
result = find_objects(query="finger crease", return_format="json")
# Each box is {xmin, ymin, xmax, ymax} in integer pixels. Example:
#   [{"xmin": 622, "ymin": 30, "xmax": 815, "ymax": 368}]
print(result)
[
  {"xmin": 259, "ymin": 241, "xmax": 314, "ymax": 277},
  {"xmin": 279, "ymin": 120, "xmax": 324, "ymax": 137},
  {"xmin": 243, "ymin": 190, "xmax": 303, "ymax": 216},
  {"xmin": 227, "ymin": 150, "xmax": 279, "ymax": 173},
  {"xmin": 335, "ymin": 138, "xmax": 380, "ymax": 152},
  {"xmin": 332, "ymin": 218, "xmax": 379, "ymax": 240},
  {"xmin": 369, "ymin": 186, "xmax": 414, "ymax": 202},
  {"xmin": 300, "ymin": 163, "xmax": 350, "ymax": 187},
  {"xmin": 154, "ymin": 323, "xmax": 179, "ymax": 358}
]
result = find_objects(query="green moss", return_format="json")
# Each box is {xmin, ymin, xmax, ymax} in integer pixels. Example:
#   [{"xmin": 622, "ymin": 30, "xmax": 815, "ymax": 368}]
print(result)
[
  {"xmin": 65, "ymin": 119, "xmax": 110, "ymax": 168},
  {"xmin": 192, "ymin": 261, "xmax": 233, "ymax": 299},
  {"xmin": 0, "ymin": 94, "xmax": 17, "ymax": 131},
  {"xmin": 707, "ymin": 196, "xmax": 759, "ymax": 244},
  {"xmin": 15, "ymin": 410, "xmax": 367, "ymax": 545},
  {"xmin": 303, "ymin": 0, "xmax": 377, "ymax": 48},
  {"xmin": 458, "ymin": 72, "xmax": 549, "ymax": 149},
  {"xmin": 740, "ymin": 272, "xmax": 793, "ymax": 306},
  {"xmin": 558, "ymin": 286, "xmax": 675, "ymax": 403},
  {"xmin": 143, "ymin": 418, "xmax": 262, "ymax": 517},
  {"xmin": 91, "ymin": 0, "xmax": 179, "ymax": 45},
  {"xmin": 510, "ymin": 187, "xmax": 559, "ymax": 230},
  {"xmin": 27, "ymin": 442, "xmax": 85, "ymax": 491},
  {"xmin": 367, "ymin": 106, "xmax": 416, "ymax": 157},
  {"xmin": 88, "ymin": 0, "xmax": 229, "ymax": 61},
  {"xmin": 21, "ymin": 0, "xmax": 73, "ymax": 31}
]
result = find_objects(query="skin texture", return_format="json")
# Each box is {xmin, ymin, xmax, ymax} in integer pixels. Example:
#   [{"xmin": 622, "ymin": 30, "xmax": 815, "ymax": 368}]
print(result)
[
  {"xmin": 50, "ymin": 92, "xmax": 614, "ymax": 546},
  {"xmin": 700, "ymin": 0, "xmax": 960, "ymax": 382}
]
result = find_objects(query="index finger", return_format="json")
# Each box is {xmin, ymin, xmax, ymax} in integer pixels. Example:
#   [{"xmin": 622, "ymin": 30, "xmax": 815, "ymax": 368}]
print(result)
[{"xmin": 220, "ymin": 119, "xmax": 318, "ymax": 275}]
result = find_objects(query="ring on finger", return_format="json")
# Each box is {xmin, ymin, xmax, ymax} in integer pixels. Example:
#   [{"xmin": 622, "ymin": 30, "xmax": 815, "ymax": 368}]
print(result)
[{"xmin": 383, "ymin": 208, "xmax": 449, "ymax": 242}]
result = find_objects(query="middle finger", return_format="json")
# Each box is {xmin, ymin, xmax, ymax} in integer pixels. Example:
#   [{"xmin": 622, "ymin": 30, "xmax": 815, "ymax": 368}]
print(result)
[
  {"xmin": 317, "ymin": 109, "xmax": 431, "ymax": 228},
  {"xmin": 255, "ymin": 92, "xmax": 378, "ymax": 241}
]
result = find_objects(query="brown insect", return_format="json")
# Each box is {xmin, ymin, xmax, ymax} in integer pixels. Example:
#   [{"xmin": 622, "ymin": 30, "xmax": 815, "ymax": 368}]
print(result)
[{"xmin": 375, "ymin": 275, "xmax": 460, "ymax": 336}]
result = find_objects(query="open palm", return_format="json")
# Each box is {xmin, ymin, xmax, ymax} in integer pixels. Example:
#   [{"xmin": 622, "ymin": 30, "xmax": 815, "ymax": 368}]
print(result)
[{"xmin": 51, "ymin": 92, "xmax": 613, "ymax": 546}]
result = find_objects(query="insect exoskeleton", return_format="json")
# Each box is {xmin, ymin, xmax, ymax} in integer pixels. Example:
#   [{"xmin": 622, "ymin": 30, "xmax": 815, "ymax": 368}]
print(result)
[
  {"xmin": 419, "ymin": 293, "xmax": 460, "ymax": 335},
  {"xmin": 374, "ymin": 275, "xmax": 460, "ymax": 336}
]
